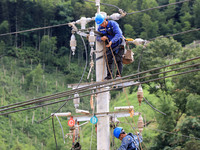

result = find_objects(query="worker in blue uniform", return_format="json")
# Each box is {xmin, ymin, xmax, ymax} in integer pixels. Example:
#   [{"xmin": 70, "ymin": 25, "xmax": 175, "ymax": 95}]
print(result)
[
  {"xmin": 113, "ymin": 127, "xmax": 143, "ymax": 150},
  {"xmin": 95, "ymin": 14, "xmax": 125, "ymax": 80}
]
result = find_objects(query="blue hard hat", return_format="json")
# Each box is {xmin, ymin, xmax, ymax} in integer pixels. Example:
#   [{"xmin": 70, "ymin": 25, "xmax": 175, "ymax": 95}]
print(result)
[
  {"xmin": 95, "ymin": 14, "xmax": 105, "ymax": 25},
  {"xmin": 113, "ymin": 127, "xmax": 123, "ymax": 138}
]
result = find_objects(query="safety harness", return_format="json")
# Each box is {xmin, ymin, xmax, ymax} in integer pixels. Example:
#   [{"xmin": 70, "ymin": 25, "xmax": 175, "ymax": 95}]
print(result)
[{"xmin": 127, "ymin": 133, "xmax": 140, "ymax": 150}]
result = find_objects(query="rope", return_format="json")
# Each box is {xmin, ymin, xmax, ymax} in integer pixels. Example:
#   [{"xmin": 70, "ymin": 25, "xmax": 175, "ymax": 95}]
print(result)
[
  {"xmin": 124, "ymin": 117, "xmax": 144, "ymax": 150},
  {"xmin": 102, "ymin": 43, "xmax": 106, "ymax": 81},
  {"xmin": 0, "ymin": 68, "xmax": 199, "ymax": 116},
  {"xmin": 103, "ymin": 41, "xmax": 114, "ymax": 80},
  {"xmin": 106, "ymin": 40, "xmax": 121, "ymax": 78},
  {"xmin": 107, "ymin": 40, "xmax": 144, "ymax": 148}
]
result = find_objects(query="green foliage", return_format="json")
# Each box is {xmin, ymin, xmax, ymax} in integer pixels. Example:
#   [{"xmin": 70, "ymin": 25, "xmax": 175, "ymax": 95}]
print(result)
[
  {"xmin": 193, "ymin": 0, "xmax": 200, "ymax": 28},
  {"xmin": 186, "ymin": 94, "xmax": 200, "ymax": 116},
  {"xmin": 25, "ymin": 64, "xmax": 43, "ymax": 90},
  {"xmin": 10, "ymin": 142, "xmax": 36, "ymax": 150},
  {"xmin": 140, "ymin": 14, "xmax": 159, "ymax": 39},
  {"xmin": 0, "ymin": 40, "xmax": 6, "ymax": 55},
  {"xmin": 123, "ymin": 24, "xmax": 135, "ymax": 38},
  {"xmin": 179, "ymin": 116, "xmax": 200, "ymax": 139},
  {"xmin": 0, "ymin": 20, "xmax": 9, "ymax": 34},
  {"xmin": 40, "ymin": 35, "xmax": 57, "ymax": 64},
  {"xmin": 0, "ymin": 0, "xmax": 200, "ymax": 149},
  {"xmin": 0, "ymin": 137, "xmax": 7, "ymax": 150}
]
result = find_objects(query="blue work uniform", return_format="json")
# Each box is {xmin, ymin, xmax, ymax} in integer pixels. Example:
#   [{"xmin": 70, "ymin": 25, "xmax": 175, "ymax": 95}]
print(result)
[
  {"xmin": 118, "ymin": 133, "xmax": 143, "ymax": 150},
  {"xmin": 96, "ymin": 20, "xmax": 124, "ymax": 78},
  {"xmin": 96, "ymin": 20, "xmax": 123, "ymax": 52}
]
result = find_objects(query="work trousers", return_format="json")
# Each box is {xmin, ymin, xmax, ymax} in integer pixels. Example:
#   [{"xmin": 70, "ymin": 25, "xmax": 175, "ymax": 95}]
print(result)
[{"xmin": 106, "ymin": 48, "xmax": 124, "ymax": 77}]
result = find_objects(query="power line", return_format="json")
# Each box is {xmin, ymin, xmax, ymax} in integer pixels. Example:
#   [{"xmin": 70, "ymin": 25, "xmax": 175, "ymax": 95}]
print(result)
[
  {"xmin": 0, "ymin": 68, "xmax": 199, "ymax": 116},
  {"xmin": 143, "ymin": 97, "xmax": 166, "ymax": 115},
  {"xmin": 83, "ymin": 0, "xmax": 120, "ymax": 10},
  {"xmin": 38, "ymin": 35, "xmax": 88, "ymax": 123},
  {"xmin": 0, "ymin": 57, "xmax": 199, "ymax": 112},
  {"xmin": 0, "ymin": 22, "xmax": 70, "ymax": 37},
  {"xmin": 0, "ymin": 62, "xmax": 199, "ymax": 113},
  {"xmin": 127, "ymin": 0, "xmax": 191, "ymax": 15},
  {"xmin": 147, "ymin": 128, "xmax": 200, "ymax": 140},
  {"xmin": 84, "ymin": 0, "xmax": 191, "ymax": 15},
  {"xmin": 150, "ymin": 28, "xmax": 200, "ymax": 40},
  {"xmin": 0, "ymin": 0, "xmax": 192, "ymax": 37},
  {"xmin": 52, "ymin": 117, "xmax": 58, "ymax": 150}
]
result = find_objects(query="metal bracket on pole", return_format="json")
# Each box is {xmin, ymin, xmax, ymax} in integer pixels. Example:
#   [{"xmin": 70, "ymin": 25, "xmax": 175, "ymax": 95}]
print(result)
[{"xmin": 67, "ymin": 111, "xmax": 139, "ymax": 122}]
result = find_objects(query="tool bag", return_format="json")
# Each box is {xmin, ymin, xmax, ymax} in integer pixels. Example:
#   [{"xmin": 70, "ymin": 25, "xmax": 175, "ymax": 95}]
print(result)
[
  {"xmin": 122, "ymin": 38, "xmax": 134, "ymax": 64},
  {"xmin": 122, "ymin": 48, "xmax": 134, "ymax": 64}
]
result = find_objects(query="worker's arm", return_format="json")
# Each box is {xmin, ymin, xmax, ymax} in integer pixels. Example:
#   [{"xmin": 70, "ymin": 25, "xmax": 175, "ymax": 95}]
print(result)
[
  {"xmin": 110, "ymin": 21, "xmax": 123, "ymax": 44},
  {"xmin": 117, "ymin": 136, "xmax": 131, "ymax": 150},
  {"xmin": 96, "ymin": 27, "xmax": 104, "ymax": 42}
]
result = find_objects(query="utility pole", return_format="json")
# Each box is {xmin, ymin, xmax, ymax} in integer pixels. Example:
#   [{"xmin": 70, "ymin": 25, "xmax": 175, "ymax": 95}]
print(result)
[
  {"xmin": 67, "ymin": 1, "xmax": 141, "ymax": 149},
  {"xmin": 95, "ymin": 0, "xmax": 111, "ymax": 149}
]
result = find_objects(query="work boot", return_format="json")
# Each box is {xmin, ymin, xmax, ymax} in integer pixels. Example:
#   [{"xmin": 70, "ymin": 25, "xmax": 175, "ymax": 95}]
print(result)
[
  {"xmin": 104, "ymin": 76, "xmax": 112, "ymax": 80},
  {"xmin": 116, "ymin": 75, "xmax": 121, "ymax": 79}
]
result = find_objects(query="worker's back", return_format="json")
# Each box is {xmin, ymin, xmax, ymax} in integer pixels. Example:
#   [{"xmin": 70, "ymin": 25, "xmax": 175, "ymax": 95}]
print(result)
[{"xmin": 119, "ymin": 133, "xmax": 142, "ymax": 150}]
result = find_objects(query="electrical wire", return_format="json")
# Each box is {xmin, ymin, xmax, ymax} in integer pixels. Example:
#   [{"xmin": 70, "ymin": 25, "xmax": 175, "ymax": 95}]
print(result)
[
  {"xmin": 48, "ymin": 35, "xmax": 88, "ymax": 149},
  {"xmin": 147, "ymin": 128, "xmax": 200, "ymax": 140},
  {"xmin": 37, "ymin": 35, "xmax": 88, "ymax": 123},
  {"xmin": 0, "ymin": 23, "xmax": 70, "ymax": 37},
  {"xmin": 0, "ymin": 0, "xmax": 192, "ymax": 38},
  {"xmin": 150, "ymin": 28, "xmax": 200, "ymax": 40},
  {"xmin": 143, "ymin": 97, "xmax": 166, "ymax": 115},
  {"xmin": 1, "ymin": 61, "xmax": 199, "ymax": 113},
  {"xmin": 52, "ymin": 117, "xmax": 58, "ymax": 150},
  {"xmin": 127, "ymin": 0, "xmax": 191, "ymax": 15},
  {"xmin": 0, "ymin": 61, "xmax": 199, "ymax": 116},
  {"xmin": 83, "ymin": 0, "xmax": 120, "ymax": 10},
  {"xmin": 2, "ymin": 56, "xmax": 199, "ymax": 111},
  {"xmin": 55, "ymin": 115, "xmax": 65, "ymax": 143},
  {"xmin": 0, "ymin": 68, "xmax": 199, "ymax": 116}
]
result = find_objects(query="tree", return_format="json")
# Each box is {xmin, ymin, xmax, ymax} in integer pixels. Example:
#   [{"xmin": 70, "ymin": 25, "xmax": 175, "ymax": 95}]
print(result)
[
  {"xmin": 123, "ymin": 24, "xmax": 135, "ymax": 38},
  {"xmin": 25, "ymin": 64, "xmax": 43, "ymax": 91},
  {"xmin": 165, "ymin": 0, "xmax": 176, "ymax": 20},
  {"xmin": 0, "ymin": 40, "xmax": 5, "ymax": 56},
  {"xmin": 193, "ymin": 0, "xmax": 200, "ymax": 28},
  {"xmin": 186, "ymin": 94, "xmax": 200, "ymax": 116},
  {"xmin": 0, "ymin": 20, "xmax": 9, "ymax": 43},
  {"xmin": 140, "ymin": 14, "xmax": 159, "ymax": 39},
  {"xmin": 40, "ymin": 35, "xmax": 57, "ymax": 64}
]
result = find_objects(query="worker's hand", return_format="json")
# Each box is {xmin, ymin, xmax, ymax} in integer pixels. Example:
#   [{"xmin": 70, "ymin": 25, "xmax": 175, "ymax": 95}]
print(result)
[
  {"xmin": 101, "ymin": 36, "xmax": 108, "ymax": 41},
  {"xmin": 106, "ymin": 41, "xmax": 112, "ymax": 47}
]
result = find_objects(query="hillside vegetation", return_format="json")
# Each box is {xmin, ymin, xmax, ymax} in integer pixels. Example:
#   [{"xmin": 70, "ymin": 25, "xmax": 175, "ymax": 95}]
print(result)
[{"xmin": 0, "ymin": 0, "xmax": 200, "ymax": 150}]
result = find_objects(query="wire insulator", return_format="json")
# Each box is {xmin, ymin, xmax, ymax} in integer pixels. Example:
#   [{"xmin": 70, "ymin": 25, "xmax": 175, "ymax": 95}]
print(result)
[
  {"xmin": 137, "ymin": 84, "xmax": 144, "ymax": 106},
  {"xmin": 137, "ymin": 114, "xmax": 144, "ymax": 133}
]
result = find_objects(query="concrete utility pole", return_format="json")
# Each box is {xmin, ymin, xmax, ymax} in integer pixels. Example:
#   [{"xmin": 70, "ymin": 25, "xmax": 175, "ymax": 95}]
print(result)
[
  {"xmin": 67, "ymin": 1, "xmax": 141, "ymax": 149},
  {"xmin": 95, "ymin": 1, "xmax": 111, "ymax": 149}
]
